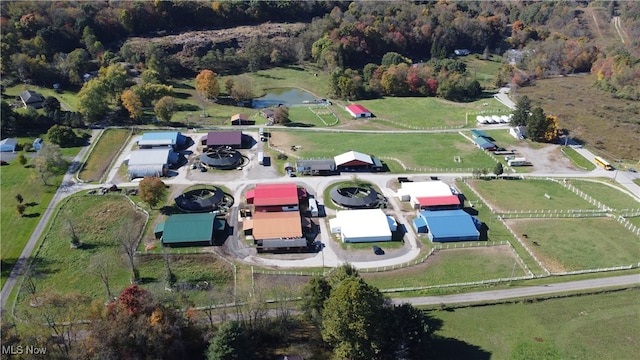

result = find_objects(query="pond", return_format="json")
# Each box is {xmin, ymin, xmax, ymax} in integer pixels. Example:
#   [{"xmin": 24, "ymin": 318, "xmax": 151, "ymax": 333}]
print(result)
[{"xmin": 252, "ymin": 88, "xmax": 327, "ymax": 108}]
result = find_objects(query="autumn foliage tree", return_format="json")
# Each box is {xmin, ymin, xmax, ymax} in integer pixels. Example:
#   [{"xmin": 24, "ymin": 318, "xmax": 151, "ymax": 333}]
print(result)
[
  {"xmin": 195, "ymin": 69, "xmax": 220, "ymax": 100},
  {"xmin": 139, "ymin": 176, "xmax": 166, "ymax": 209},
  {"xmin": 84, "ymin": 285, "xmax": 206, "ymax": 359},
  {"xmin": 121, "ymin": 90, "xmax": 143, "ymax": 119}
]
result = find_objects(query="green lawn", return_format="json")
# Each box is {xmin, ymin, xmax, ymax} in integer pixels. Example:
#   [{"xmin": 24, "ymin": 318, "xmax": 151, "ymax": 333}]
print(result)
[
  {"xmin": 355, "ymin": 97, "xmax": 509, "ymax": 129},
  {"xmin": 78, "ymin": 129, "xmax": 131, "ymax": 182},
  {"xmin": 14, "ymin": 194, "xmax": 233, "ymax": 314},
  {"xmin": 430, "ymin": 289, "xmax": 640, "ymax": 360},
  {"xmin": 507, "ymin": 218, "xmax": 640, "ymax": 272},
  {"xmin": 272, "ymin": 131, "xmax": 498, "ymax": 172},
  {"xmin": 0, "ymin": 157, "xmax": 68, "ymax": 288},
  {"xmin": 568, "ymin": 179, "xmax": 640, "ymax": 210},
  {"xmin": 3, "ymin": 84, "xmax": 80, "ymax": 111},
  {"xmin": 362, "ymin": 246, "xmax": 528, "ymax": 291},
  {"xmin": 468, "ymin": 179, "xmax": 600, "ymax": 212},
  {"xmin": 561, "ymin": 147, "xmax": 596, "ymax": 170}
]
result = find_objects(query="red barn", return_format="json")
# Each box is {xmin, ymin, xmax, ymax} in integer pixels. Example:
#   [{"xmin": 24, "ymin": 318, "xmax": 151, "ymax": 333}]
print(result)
[{"xmin": 246, "ymin": 183, "xmax": 303, "ymax": 212}]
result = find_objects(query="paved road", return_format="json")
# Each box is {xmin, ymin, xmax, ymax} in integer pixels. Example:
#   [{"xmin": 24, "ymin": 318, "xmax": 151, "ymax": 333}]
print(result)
[
  {"xmin": 393, "ymin": 274, "xmax": 640, "ymax": 306},
  {"xmin": 0, "ymin": 135, "xmax": 97, "ymax": 310}
]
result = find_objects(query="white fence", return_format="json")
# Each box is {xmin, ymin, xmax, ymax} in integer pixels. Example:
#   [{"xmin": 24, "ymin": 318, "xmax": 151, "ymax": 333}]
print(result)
[
  {"xmin": 498, "ymin": 215, "xmax": 550, "ymax": 276},
  {"xmin": 547, "ymin": 178, "xmax": 610, "ymax": 210},
  {"xmin": 615, "ymin": 215, "xmax": 640, "ymax": 236}
]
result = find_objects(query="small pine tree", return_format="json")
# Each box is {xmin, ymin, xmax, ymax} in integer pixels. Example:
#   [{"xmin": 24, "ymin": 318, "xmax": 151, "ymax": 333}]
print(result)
[{"xmin": 493, "ymin": 162, "xmax": 504, "ymax": 177}]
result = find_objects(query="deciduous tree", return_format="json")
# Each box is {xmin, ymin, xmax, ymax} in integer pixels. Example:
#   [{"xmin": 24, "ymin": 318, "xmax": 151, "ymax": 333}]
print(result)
[
  {"xmin": 230, "ymin": 75, "xmax": 255, "ymax": 102},
  {"xmin": 154, "ymin": 96, "xmax": 176, "ymax": 123},
  {"xmin": 493, "ymin": 162, "xmax": 504, "ymax": 176},
  {"xmin": 77, "ymin": 79, "xmax": 109, "ymax": 123},
  {"xmin": 121, "ymin": 89, "xmax": 143, "ymax": 119},
  {"xmin": 46, "ymin": 124, "xmax": 78, "ymax": 147},
  {"xmin": 32, "ymin": 143, "xmax": 66, "ymax": 185},
  {"xmin": 139, "ymin": 176, "xmax": 166, "ymax": 209},
  {"xmin": 195, "ymin": 69, "xmax": 220, "ymax": 100},
  {"xmin": 273, "ymin": 106, "xmax": 289, "ymax": 124},
  {"xmin": 301, "ymin": 275, "xmax": 331, "ymax": 323},
  {"xmin": 17, "ymin": 153, "xmax": 27, "ymax": 167},
  {"xmin": 322, "ymin": 277, "xmax": 386, "ymax": 360}
]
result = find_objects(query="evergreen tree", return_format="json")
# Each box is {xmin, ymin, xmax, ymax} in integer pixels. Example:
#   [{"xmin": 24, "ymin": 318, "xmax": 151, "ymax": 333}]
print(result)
[{"xmin": 512, "ymin": 95, "xmax": 531, "ymax": 127}]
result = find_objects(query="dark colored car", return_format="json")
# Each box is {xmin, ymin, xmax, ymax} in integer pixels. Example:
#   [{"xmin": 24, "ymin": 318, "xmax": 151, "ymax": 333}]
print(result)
[
  {"xmin": 372, "ymin": 245, "xmax": 384, "ymax": 255},
  {"xmin": 628, "ymin": 168, "xmax": 637, "ymax": 173}
]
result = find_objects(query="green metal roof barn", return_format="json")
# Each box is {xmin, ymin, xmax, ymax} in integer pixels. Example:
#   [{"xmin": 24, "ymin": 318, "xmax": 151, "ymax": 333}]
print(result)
[{"xmin": 156, "ymin": 213, "xmax": 224, "ymax": 247}]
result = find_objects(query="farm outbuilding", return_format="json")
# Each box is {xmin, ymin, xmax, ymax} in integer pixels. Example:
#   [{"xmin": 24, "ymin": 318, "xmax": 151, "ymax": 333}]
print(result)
[
  {"xmin": 472, "ymin": 136, "xmax": 497, "ymax": 151},
  {"xmin": 246, "ymin": 211, "xmax": 307, "ymax": 250},
  {"xmin": 329, "ymin": 209, "xmax": 396, "ymax": 243},
  {"xmin": 0, "ymin": 138, "xmax": 18, "ymax": 152},
  {"xmin": 334, "ymin": 151, "xmax": 383, "ymax": 171},
  {"xmin": 202, "ymin": 131, "xmax": 243, "ymax": 148},
  {"xmin": 296, "ymin": 159, "xmax": 337, "ymax": 175},
  {"xmin": 230, "ymin": 113, "xmax": 254, "ymax": 125},
  {"xmin": 345, "ymin": 104, "xmax": 372, "ymax": 118},
  {"xmin": 416, "ymin": 210, "xmax": 480, "ymax": 242},
  {"xmin": 137, "ymin": 132, "xmax": 186, "ymax": 150},
  {"xmin": 246, "ymin": 183, "xmax": 303, "ymax": 212},
  {"xmin": 33, "ymin": 138, "xmax": 44, "ymax": 151},
  {"xmin": 397, "ymin": 181, "xmax": 459, "ymax": 209},
  {"xmin": 126, "ymin": 148, "xmax": 178, "ymax": 179},
  {"xmin": 156, "ymin": 212, "xmax": 225, "ymax": 247}
]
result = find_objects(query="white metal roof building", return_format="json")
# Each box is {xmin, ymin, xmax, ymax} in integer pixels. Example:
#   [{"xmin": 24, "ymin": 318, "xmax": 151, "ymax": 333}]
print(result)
[
  {"xmin": 126, "ymin": 148, "xmax": 178, "ymax": 179},
  {"xmin": 329, "ymin": 209, "xmax": 396, "ymax": 243},
  {"xmin": 334, "ymin": 151, "xmax": 373, "ymax": 167},
  {"xmin": 397, "ymin": 181, "xmax": 454, "ymax": 200}
]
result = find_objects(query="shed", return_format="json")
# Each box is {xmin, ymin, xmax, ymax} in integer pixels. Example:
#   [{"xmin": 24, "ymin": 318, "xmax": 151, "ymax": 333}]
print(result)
[
  {"xmin": 345, "ymin": 104, "xmax": 372, "ymax": 118},
  {"xmin": 470, "ymin": 129, "xmax": 490, "ymax": 139},
  {"xmin": 19, "ymin": 90, "xmax": 45, "ymax": 108},
  {"xmin": 416, "ymin": 195, "xmax": 461, "ymax": 210},
  {"xmin": 509, "ymin": 126, "xmax": 526, "ymax": 140},
  {"xmin": 308, "ymin": 198, "xmax": 319, "ymax": 217},
  {"xmin": 260, "ymin": 109, "xmax": 275, "ymax": 119},
  {"xmin": 33, "ymin": 138, "xmax": 44, "ymax": 151},
  {"xmin": 231, "ymin": 113, "xmax": 253, "ymax": 125},
  {"xmin": 202, "ymin": 131, "xmax": 243, "ymax": 148},
  {"xmin": 0, "ymin": 138, "xmax": 18, "ymax": 152},
  {"xmin": 472, "ymin": 136, "xmax": 497, "ymax": 150},
  {"xmin": 329, "ymin": 209, "xmax": 394, "ymax": 243},
  {"xmin": 157, "ymin": 213, "xmax": 219, "ymax": 247},
  {"xmin": 296, "ymin": 159, "xmax": 336, "ymax": 175},
  {"xmin": 418, "ymin": 210, "xmax": 480, "ymax": 242}
]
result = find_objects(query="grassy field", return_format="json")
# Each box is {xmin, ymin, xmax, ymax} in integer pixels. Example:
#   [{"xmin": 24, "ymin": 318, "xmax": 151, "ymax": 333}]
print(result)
[
  {"xmin": 356, "ymin": 97, "xmax": 509, "ymax": 129},
  {"xmin": 561, "ymin": 147, "xmax": 596, "ymax": 170},
  {"xmin": 567, "ymin": 179, "xmax": 640, "ymax": 210},
  {"xmin": 270, "ymin": 131, "xmax": 498, "ymax": 172},
  {"xmin": 429, "ymin": 289, "xmax": 640, "ymax": 360},
  {"xmin": 517, "ymin": 75, "xmax": 639, "ymax": 161},
  {"xmin": 0, "ymin": 156, "xmax": 70, "ymax": 288},
  {"xmin": 3, "ymin": 84, "xmax": 80, "ymax": 111},
  {"xmin": 362, "ymin": 246, "xmax": 528, "ymax": 290},
  {"xmin": 468, "ymin": 179, "xmax": 599, "ymax": 212},
  {"xmin": 78, "ymin": 129, "xmax": 131, "ymax": 182},
  {"xmin": 507, "ymin": 218, "xmax": 640, "ymax": 272},
  {"xmin": 14, "ymin": 194, "xmax": 233, "ymax": 313}
]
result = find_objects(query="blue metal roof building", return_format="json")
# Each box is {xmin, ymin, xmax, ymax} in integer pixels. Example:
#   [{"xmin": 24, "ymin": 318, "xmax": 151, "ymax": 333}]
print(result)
[
  {"xmin": 138, "ymin": 132, "xmax": 186, "ymax": 149},
  {"xmin": 418, "ymin": 209, "xmax": 480, "ymax": 242}
]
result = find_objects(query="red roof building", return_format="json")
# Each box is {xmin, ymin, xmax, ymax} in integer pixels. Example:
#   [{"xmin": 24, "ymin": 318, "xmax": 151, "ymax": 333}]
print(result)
[
  {"xmin": 416, "ymin": 195, "xmax": 461, "ymax": 210},
  {"xmin": 246, "ymin": 183, "xmax": 301, "ymax": 211},
  {"xmin": 345, "ymin": 104, "xmax": 372, "ymax": 118}
]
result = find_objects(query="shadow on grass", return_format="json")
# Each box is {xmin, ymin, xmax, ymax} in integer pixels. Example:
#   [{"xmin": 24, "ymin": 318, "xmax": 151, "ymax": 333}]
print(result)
[
  {"xmin": 255, "ymin": 73, "xmax": 284, "ymax": 80},
  {"xmin": 284, "ymin": 122, "xmax": 315, "ymax": 128},
  {"xmin": 22, "ymin": 212, "xmax": 41, "ymax": 218},
  {"xmin": 430, "ymin": 336, "xmax": 492, "ymax": 360}
]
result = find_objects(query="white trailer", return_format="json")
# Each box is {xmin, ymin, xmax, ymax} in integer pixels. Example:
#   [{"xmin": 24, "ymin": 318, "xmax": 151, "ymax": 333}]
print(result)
[
  {"xmin": 508, "ymin": 157, "xmax": 527, "ymax": 166},
  {"xmin": 258, "ymin": 151, "xmax": 264, "ymax": 165}
]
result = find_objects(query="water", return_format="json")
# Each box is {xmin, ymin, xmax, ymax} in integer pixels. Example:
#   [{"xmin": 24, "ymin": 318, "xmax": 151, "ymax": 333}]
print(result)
[{"xmin": 252, "ymin": 88, "xmax": 323, "ymax": 109}]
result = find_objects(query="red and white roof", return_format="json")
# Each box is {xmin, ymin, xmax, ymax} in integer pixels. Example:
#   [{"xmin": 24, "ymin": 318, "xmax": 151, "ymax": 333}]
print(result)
[
  {"xmin": 334, "ymin": 151, "xmax": 373, "ymax": 167},
  {"xmin": 345, "ymin": 104, "xmax": 371, "ymax": 117},
  {"xmin": 416, "ymin": 195, "xmax": 460, "ymax": 207}
]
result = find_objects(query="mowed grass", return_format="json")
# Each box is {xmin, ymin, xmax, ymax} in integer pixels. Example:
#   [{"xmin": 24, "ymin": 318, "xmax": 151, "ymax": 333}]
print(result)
[
  {"xmin": 468, "ymin": 179, "xmax": 599, "ymax": 212},
  {"xmin": 561, "ymin": 147, "xmax": 596, "ymax": 170},
  {"xmin": 430, "ymin": 289, "xmax": 640, "ymax": 360},
  {"xmin": 568, "ymin": 179, "xmax": 640, "ymax": 210},
  {"xmin": 356, "ymin": 97, "xmax": 509, "ymax": 129},
  {"xmin": 0, "ymin": 160, "xmax": 65, "ymax": 288},
  {"xmin": 270, "ymin": 131, "xmax": 497, "ymax": 172},
  {"xmin": 507, "ymin": 218, "xmax": 640, "ymax": 272},
  {"xmin": 362, "ymin": 246, "xmax": 527, "ymax": 290},
  {"xmin": 79, "ymin": 129, "xmax": 131, "ymax": 182}
]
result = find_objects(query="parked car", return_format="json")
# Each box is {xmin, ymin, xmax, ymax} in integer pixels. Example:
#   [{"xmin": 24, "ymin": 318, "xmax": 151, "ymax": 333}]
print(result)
[
  {"xmin": 628, "ymin": 168, "xmax": 637, "ymax": 173},
  {"xmin": 372, "ymin": 245, "xmax": 384, "ymax": 255}
]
